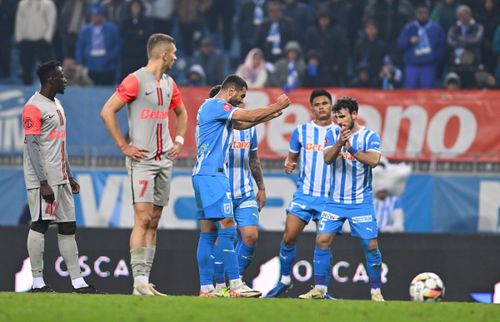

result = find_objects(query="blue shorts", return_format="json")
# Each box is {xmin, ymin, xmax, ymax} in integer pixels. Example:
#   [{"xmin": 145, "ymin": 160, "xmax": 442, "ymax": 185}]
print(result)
[
  {"xmin": 233, "ymin": 193, "xmax": 259, "ymax": 227},
  {"xmin": 192, "ymin": 175, "xmax": 233, "ymax": 220},
  {"xmin": 286, "ymin": 192, "xmax": 329, "ymax": 224},
  {"xmin": 318, "ymin": 201, "xmax": 378, "ymax": 239}
]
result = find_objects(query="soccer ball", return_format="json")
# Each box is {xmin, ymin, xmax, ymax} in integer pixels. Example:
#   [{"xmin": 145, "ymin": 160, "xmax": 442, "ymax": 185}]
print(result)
[{"xmin": 409, "ymin": 272, "xmax": 445, "ymax": 302}]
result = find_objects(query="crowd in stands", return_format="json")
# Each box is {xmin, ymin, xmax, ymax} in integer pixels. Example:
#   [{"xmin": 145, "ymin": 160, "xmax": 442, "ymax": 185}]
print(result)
[{"xmin": 1, "ymin": 0, "xmax": 500, "ymax": 90}]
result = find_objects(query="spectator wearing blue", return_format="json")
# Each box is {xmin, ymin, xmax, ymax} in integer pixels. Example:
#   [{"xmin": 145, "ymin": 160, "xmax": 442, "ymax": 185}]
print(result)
[
  {"xmin": 378, "ymin": 55, "xmax": 403, "ymax": 90},
  {"xmin": 397, "ymin": 4, "xmax": 445, "ymax": 89},
  {"xmin": 237, "ymin": 0, "xmax": 267, "ymax": 59},
  {"xmin": 76, "ymin": 4, "xmax": 122, "ymax": 85},
  {"xmin": 255, "ymin": 0, "xmax": 297, "ymax": 63}
]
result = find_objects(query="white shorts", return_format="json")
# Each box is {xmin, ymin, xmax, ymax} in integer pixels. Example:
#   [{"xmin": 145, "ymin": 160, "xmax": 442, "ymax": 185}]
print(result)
[
  {"xmin": 126, "ymin": 157, "xmax": 173, "ymax": 207},
  {"xmin": 27, "ymin": 183, "xmax": 75, "ymax": 223}
]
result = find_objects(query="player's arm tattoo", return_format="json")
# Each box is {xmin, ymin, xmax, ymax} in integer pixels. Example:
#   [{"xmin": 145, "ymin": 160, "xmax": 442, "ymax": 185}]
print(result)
[{"xmin": 249, "ymin": 150, "xmax": 265, "ymax": 190}]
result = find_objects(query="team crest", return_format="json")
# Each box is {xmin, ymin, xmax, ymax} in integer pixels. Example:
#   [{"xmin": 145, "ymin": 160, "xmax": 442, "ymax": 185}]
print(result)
[
  {"xmin": 223, "ymin": 103, "xmax": 232, "ymax": 111},
  {"xmin": 24, "ymin": 118, "xmax": 33, "ymax": 129}
]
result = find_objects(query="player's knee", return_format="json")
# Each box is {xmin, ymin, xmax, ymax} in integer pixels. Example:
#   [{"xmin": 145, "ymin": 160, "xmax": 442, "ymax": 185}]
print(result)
[
  {"xmin": 30, "ymin": 220, "xmax": 50, "ymax": 234},
  {"xmin": 315, "ymin": 237, "xmax": 331, "ymax": 249},
  {"xmin": 242, "ymin": 231, "xmax": 258, "ymax": 245},
  {"xmin": 148, "ymin": 217, "xmax": 160, "ymax": 230},
  {"xmin": 361, "ymin": 238, "xmax": 382, "ymax": 263},
  {"xmin": 58, "ymin": 222, "xmax": 76, "ymax": 235},
  {"xmin": 282, "ymin": 234, "xmax": 297, "ymax": 247},
  {"xmin": 135, "ymin": 214, "xmax": 152, "ymax": 230},
  {"xmin": 220, "ymin": 217, "xmax": 235, "ymax": 229}
]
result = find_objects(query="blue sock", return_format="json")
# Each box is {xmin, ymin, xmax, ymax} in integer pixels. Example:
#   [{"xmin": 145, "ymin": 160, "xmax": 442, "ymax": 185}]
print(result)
[
  {"xmin": 197, "ymin": 232, "xmax": 217, "ymax": 286},
  {"xmin": 313, "ymin": 247, "xmax": 332, "ymax": 286},
  {"xmin": 279, "ymin": 241, "xmax": 296, "ymax": 277},
  {"xmin": 361, "ymin": 239, "xmax": 382, "ymax": 289},
  {"xmin": 218, "ymin": 227, "xmax": 239, "ymax": 281},
  {"xmin": 213, "ymin": 240, "xmax": 225, "ymax": 284},
  {"xmin": 236, "ymin": 237, "xmax": 256, "ymax": 276}
]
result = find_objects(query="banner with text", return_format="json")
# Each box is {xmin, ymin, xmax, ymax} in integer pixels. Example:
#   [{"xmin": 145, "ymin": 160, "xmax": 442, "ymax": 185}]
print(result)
[
  {"xmin": 1, "ymin": 86, "xmax": 499, "ymax": 161},
  {"xmin": 2, "ymin": 169, "xmax": 500, "ymax": 233}
]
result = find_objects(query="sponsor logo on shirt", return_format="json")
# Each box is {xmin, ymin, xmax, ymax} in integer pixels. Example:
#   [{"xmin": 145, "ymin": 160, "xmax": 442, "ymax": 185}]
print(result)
[
  {"xmin": 305, "ymin": 143, "xmax": 323, "ymax": 152},
  {"xmin": 223, "ymin": 103, "xmax": 232, "ymax": 111},
  {"xmin": 339, "ymin": 151, "xmax": 356, "ymax": 161},
  {"xmin": 140, "ymin": 109, "xmax": 168, "ymax": 120},
  {"xmin": 49, "ymin": 129, "xmax": 66, "ymax": 140},
  {"xmin": 232, "ymin": 141, "xmax": 251, "ymax": 149}
]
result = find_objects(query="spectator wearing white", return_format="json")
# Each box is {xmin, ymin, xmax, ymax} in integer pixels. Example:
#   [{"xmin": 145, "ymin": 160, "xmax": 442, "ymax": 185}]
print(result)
[
  {"xmin": 443, "ymin": 71, "xmax": 461, "ymax": 89},
  {"xmin": 15, "ymin": 0, "xmax": 57, "ymax": 85},
  {"xmin": 372, "ymin": 157, "xmax": 411, "ymax": 233},
  {"xmin": 236, "ymin": 48, "xmax": 269, "ymax": 88}
]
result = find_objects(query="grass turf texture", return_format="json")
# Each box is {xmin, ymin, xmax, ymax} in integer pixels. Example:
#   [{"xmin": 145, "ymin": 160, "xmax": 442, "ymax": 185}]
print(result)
[{"xmin": 0, "ymin": 293, "xmax": 499, "ymax": 322}]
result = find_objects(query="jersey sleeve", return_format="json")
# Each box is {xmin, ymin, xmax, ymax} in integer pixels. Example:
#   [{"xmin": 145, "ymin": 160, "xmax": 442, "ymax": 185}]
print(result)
[
  {"xmin": 115, "ymin": 74, "xmax": 139, "ymax": 103},
  {"xmin": 289, "ymin": 127, "xmax": 300, "ymax": 153},
  {"xmin": 367, "ymin": 132, "xmax": 381, "ymax": 153},
  {"xmin": 22, "ymin": 104, "xmax": 42, "ymax": 135},
  {"xmin": 213, "ymin": 101, "xmax": 239, "ymax": 121},
  {"xmin": 168, "ymin": 79, "xmax": 183, "ymax": 110},
  {"xmin": 323, "ymin": 127, "xmax": 339, "ymax": 150},
  {"xmin": 250, "ymin": 128, "xmax": 258, "ymax": 151}
]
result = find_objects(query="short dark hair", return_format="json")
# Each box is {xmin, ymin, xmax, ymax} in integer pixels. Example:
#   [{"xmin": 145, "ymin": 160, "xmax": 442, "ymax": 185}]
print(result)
[
  {"xmin": 221, "ymin": 74, "xmax": 248, "ymax": 91},
  {"xmin": 147, "ymin": 33, "xmax": 175, "ymax": 58},
  {"xmin": 309, "ymin": 88, "xmax": 332, "ymax": 104},
  {"xmin": 333, "ymin": 96, "xmax": 359, "ymax": 114},
  {"xmin": 209, "ymin": 85, "xmax": 221, "ymax": 98},
  {"xmin": 36, "ymin": 60, "xmax": 62, "ymax": 85}
]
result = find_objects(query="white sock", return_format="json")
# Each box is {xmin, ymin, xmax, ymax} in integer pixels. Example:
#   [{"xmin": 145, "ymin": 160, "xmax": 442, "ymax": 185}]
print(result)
[
  {"xmin": 315, "ymin": 285, "xmax": 327, "ymax": 294},
  {"xmin": 229, "ymin": 278, "xmax": 243, "ymax": 290},
  {"xmin": 215, "ymin": 283, "xmax": 226, "ymax": 291},
  {"xmin": 71, "ymin": 277, "xmax": 89, "ymax": 289},
  {"xmin": 134, "ymin": 275, "xmax": 149, "ymax": 287},
  {"xmin": 32, "ymin": 277, "xmax": 46, "ymax": 289},
  {"xmin": 200, "ymin": 284, "xmax": 214, "ymax": 293},
  {"xmin": 280, "ymin": 275, "xmax": 291, "ymax": 285}
]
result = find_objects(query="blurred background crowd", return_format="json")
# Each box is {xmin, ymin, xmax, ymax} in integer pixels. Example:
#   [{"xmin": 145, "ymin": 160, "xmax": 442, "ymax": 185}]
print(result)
[{"xmin": 1, "ymin": 0, "xmax": 499, "ymax": 90}]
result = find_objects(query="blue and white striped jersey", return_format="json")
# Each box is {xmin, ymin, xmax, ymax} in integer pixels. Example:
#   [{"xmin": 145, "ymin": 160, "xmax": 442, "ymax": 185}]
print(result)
[
  {"xmin": 374, "ymin": 195, "xmax": 402, "ymax": 231},
  {"xmin": 229, "ymin": 127, "xmax": 258, "ymax": 199},
  {"xmin": 193, "ymin": 98, "xmax": 239, "ymax": 176},
  {"xmin": 324, "ymin": 126, "xmax": 381, "ymax": 205},
  {"xmin": 290, "ymin": 121, "xmax": 338, "ymax": 198}
]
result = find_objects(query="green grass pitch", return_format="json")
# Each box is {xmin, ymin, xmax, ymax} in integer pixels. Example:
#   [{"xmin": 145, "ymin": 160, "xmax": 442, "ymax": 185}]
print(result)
[{"xmin": 0, "ymin": 293, "xmax": 499, "ymax": 322}]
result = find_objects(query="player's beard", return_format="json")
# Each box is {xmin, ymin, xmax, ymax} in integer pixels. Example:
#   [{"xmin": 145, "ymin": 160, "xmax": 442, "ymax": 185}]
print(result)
[
  {"xmin": 228, "ymin": 97, "xmax": 242, "ymax": 107},
  {"xmin": 346, "ymin": 119, "xmax": 355, "ymax": 130}
]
